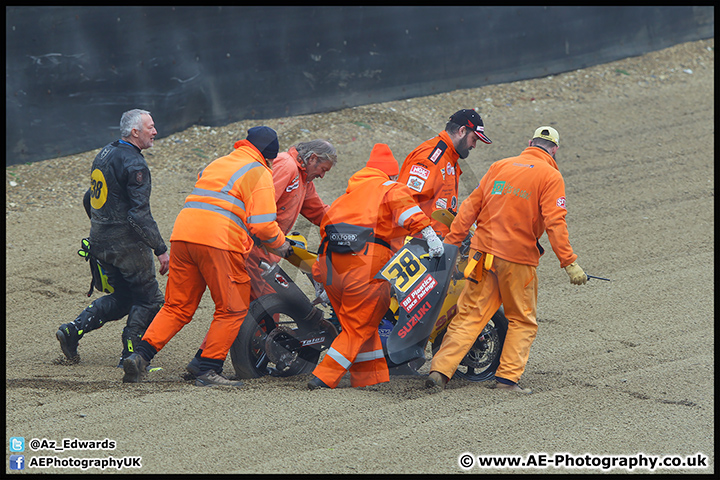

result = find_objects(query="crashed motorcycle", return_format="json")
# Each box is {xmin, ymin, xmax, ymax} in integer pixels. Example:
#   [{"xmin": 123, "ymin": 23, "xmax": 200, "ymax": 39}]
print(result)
[{"xmin": 228, "ymin": 211, "xmax": 508, "ymax": 382}]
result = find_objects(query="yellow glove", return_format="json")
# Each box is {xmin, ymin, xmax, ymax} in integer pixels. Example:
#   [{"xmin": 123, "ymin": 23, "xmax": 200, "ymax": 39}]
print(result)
[{"xmin": 565, "ymin": 262, "xmax": 587, "ymax": 285}]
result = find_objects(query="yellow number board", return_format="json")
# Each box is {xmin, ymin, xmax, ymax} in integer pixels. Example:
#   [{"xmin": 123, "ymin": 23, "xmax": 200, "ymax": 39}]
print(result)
[{"xmin": 379, "ymin": 249, "xmax": 427, "ymax": 293}]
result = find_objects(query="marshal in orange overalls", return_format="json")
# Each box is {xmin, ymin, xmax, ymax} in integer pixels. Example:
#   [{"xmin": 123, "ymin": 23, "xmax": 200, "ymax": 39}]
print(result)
[
  {"xmin": 139, "ymin": 135, "xmax": 287, "ymax": 375},
  {"xmin": 193, "ymin": 145, "xmax": 333, "ymax": 358},
  {"xmin": 432, "ymin": 144, "xmax": 579, "ymax": 386},
  {"xmin": 311, "ymin": 144, "xmax": 433, "ymax": 388}
]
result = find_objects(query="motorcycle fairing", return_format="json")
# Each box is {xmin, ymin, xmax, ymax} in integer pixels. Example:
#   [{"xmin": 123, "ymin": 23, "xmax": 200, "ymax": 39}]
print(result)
[{"xmin": 375, "ymin": 239, "xmax": 459, "ymax": 365}]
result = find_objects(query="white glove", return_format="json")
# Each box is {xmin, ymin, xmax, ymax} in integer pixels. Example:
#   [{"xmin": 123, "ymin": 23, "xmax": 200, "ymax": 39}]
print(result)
[
  {"xmin": 421, "ymin": 226, "xmax": 445, "ymax": 258},
  {"xmin": 564, "ymin": 261, "xmax": 587, "ymax": 285},
  {"xmin": 271, "ymin": 240, "xmax": 292, "ymax": 258},
  {"xmin": 312, "ymin": 278, "xmax": 330, "ymax": 305}
]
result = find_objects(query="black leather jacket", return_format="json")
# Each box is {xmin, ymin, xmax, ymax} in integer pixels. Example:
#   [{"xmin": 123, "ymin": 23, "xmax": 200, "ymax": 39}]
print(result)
[{"xmin": 86, "ymin": 140, "xmax": 167, "ymax": 256}]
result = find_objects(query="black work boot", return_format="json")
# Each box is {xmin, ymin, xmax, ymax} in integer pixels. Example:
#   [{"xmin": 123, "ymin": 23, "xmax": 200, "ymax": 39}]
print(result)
[
  {"xmin": 57, "ymin": 309, "xmax": 106, "ymax": 362},
  {"xmin": 122, "ymin": 353, "xmax": 149, "ymax": 383},
  {"xmin": 119, "ymin": 330, "xmax": 162, "ymax": 373},
  {"xmin": 194, "ymin": 370, "xmax": 244, "ymax": 387},
  {"xmin": 56, "ymin": 323, "xmax": 82, "ymax": 361},
  {"xmin": 308, "ymin": 375, "xmax": 330, "ymax": 390},
  {"xmin": 117, "ymin": 328, "xmax": 139, "ymax": 367},
  {"xmin": 185, "ymin": 354, "xmax": 202, "ymax": 379},
  {"xmin": 425, "ymin": 371, "xmax": 448, "ymax": 389}
]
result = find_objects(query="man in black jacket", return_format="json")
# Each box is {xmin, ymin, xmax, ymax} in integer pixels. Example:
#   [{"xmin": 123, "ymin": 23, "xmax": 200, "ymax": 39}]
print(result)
[{"xmin": 56, "ymin": 109, "xmax": 170, "ymax": 367}]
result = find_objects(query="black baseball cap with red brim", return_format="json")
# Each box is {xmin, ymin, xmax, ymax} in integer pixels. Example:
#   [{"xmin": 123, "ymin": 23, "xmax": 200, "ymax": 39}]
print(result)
[{"xmin": 449, "ymin": 109, "xmax": 492, "ymax": 144}]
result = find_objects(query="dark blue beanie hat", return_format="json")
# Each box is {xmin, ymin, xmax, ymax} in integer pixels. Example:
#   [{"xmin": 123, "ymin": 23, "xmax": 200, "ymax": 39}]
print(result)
[{"xmin": 246, "ymin": 126, "xmax": 279, "ymax": 159}]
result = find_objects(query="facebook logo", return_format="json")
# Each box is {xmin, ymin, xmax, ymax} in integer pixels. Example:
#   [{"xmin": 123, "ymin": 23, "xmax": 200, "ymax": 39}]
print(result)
[
  {"xmin": 9, "ymin": 455, "xmax": 25, "ymax": 470},
  {"xmin": 9, "ymin": 437, "xmax": 25, "ymax": 452}
]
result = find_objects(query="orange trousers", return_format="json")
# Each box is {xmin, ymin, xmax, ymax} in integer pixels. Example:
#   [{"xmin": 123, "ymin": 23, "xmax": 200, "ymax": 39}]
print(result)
[
  {"xmin": 142, "ymin": 240, "xmax": 251, "ymax": 361},
  {"xmin": 196, "ymin": 245, "xmax": 277, "ymax": 352},
  {"xmin": 430, "ymin": 251, "xmax": 538, "ymax": 384},
  {"xmin": 312, "ymin": 249, "xmax": 391, "ymax": 388}
]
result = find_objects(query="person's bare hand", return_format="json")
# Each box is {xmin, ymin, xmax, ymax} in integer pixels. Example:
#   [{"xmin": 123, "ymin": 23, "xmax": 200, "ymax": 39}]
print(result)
[{"xmin": 157, "ymin": 251, "xmax": 170, "ymax": 275}]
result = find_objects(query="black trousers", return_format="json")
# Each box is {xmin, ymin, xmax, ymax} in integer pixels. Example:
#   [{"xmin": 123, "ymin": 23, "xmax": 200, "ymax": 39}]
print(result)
[{"xmin": 73, "ymin": 236, "xmax": 163, "ymax": 341}]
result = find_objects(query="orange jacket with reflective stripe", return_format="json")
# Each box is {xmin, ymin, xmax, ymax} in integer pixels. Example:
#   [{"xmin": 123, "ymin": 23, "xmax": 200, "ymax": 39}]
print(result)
[
  {"xmin": 170, "ymin": 140, "xmax": 285, "ymax": 253},
  {"xmin": 313, "ymin": 166, "xmax": 432, "ymax": 284},
  {"xmin": 398, "ymin": 130, "xmax": 462, "ymax": 236},
  {"xmin": 319, "ymin": 166, "xmax": 432, "ymax": 249},
  {"xmin": 446, "ymin": 147, "xmax": 577, "ymax": 268},
  {"xmin": 272, "ymin": 147, "xmax": 329, "ymax": 233}
]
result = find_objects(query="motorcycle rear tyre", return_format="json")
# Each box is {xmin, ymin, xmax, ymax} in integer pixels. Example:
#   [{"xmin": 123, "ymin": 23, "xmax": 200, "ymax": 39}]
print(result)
[
  {"xmin": 431, "ymin": 309, "xmax": 508, "ymax": 382},
  {"xmin": 230, "ymin": 293, "xmax": 319, "ymax": 379}
]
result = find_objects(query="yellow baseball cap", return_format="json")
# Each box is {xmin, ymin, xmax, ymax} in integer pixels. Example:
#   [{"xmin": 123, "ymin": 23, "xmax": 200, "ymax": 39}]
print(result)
[{"xmin": 533, "ymin": 126, "xmax": 559, "ymax": 146}]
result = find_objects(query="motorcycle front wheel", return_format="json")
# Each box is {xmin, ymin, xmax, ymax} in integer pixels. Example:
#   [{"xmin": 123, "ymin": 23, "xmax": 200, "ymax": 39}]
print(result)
[
  {"xmin": 229, "ymin": 293, "xmax": 322, "ymax": 379},
  {"xmin": 431, "ymin": 308, "xmax": 508, "ymax": 382}
]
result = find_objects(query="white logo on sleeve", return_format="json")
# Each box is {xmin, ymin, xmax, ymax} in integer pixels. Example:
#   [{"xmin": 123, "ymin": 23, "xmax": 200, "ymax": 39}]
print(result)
[
  {"xmin": 445, "ymin": 162, "xmax": 456, "ymax": 176},
  {"xmin": 409, "ymin": 165, "xmax": 430, "ymax": 179},
  {"xmin": 407, "ymin": 176, "xmax": 425, "ymax": 192},
  {"xmin": 556, "ymin": 196, "xmax": 566, "ymax": 208},
  {"xmin": 285, "ymin": 176, "xmax": 300, "ymax": 192}
]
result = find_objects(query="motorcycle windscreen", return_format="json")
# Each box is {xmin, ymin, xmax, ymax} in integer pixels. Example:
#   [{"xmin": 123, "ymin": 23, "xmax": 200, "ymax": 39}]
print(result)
[{"xmin": 375, "ymin": 240, "xmax": 459, "ymax": 365}]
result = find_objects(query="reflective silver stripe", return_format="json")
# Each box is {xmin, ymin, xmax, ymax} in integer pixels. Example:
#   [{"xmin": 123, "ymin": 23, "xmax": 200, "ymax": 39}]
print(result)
[
  {"xmin": 260, "ymin": 234, "xmax": 280, "ymax": 245},
  {"xmin": 327, "ymin": 347, "xmax": 351, "ymax": 370},
  {"xmin": 355, "ymin": 349, "xmax": 385, "ymax": 363},
  {"xmin": 246, "ymin": 212, "xmax": 277, "ymax": 224},
  {"xmin": 197, "ymin": 161, "xmax": 263, "ymax": 192},
  {"xmin": 226, "ymin": 162, "xmax": 264, "ymax": 192},
  {"xmin": 185, "ymin": 161, "xmax": 266, "ymax": 233},
  {"xmin": 397, "ymin": 205, "xmax": 422, "ymax": 228},
  {"xmin": 190, "ymin": 187, "xmax": 246, "ymax": 209},
  {"xmin": 183, "ymin": 201, "xmax": 249, "ymax": 233},
  {"xmin": 383, "ymin": 180, "xmax": 396, "ymax": 186}
]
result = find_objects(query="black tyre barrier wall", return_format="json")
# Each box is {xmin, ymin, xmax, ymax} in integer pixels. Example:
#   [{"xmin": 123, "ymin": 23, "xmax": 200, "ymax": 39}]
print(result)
[{"xmin": 5, "ymin": 6, "xmax": 714, "ymax": 166}]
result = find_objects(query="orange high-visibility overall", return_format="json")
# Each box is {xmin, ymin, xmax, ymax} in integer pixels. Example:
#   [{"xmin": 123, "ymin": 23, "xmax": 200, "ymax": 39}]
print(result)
[
  {"xmin": 435, "ymin": 147, "xmax": 578, "ymax": 384},
  {"xmin": 311, "ymin": 165, "xmax": 431, "ymax": 388},
  {"xmin": 142, "ymin": 140, "xmax": 285, "ymax": 362},
  {"xmin": 197, "ymin": 147, "xmax": 331, "ymax": 351}
]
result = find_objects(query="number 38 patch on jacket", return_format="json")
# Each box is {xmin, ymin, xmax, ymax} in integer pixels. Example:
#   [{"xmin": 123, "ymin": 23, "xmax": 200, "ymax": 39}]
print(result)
[
  {"xmin": 90, "ymin": 168, "xmax": 109, "ymax": 209},
  {"xmin": 556, "ymin": 196, "xmax": 566, "ymax": 208}
]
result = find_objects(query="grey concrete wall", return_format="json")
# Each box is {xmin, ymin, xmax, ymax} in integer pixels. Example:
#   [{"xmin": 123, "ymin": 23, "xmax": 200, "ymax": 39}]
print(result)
[{"xmin": 5, "ymin": 6, "xmax": 714, "ymax": 165}]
